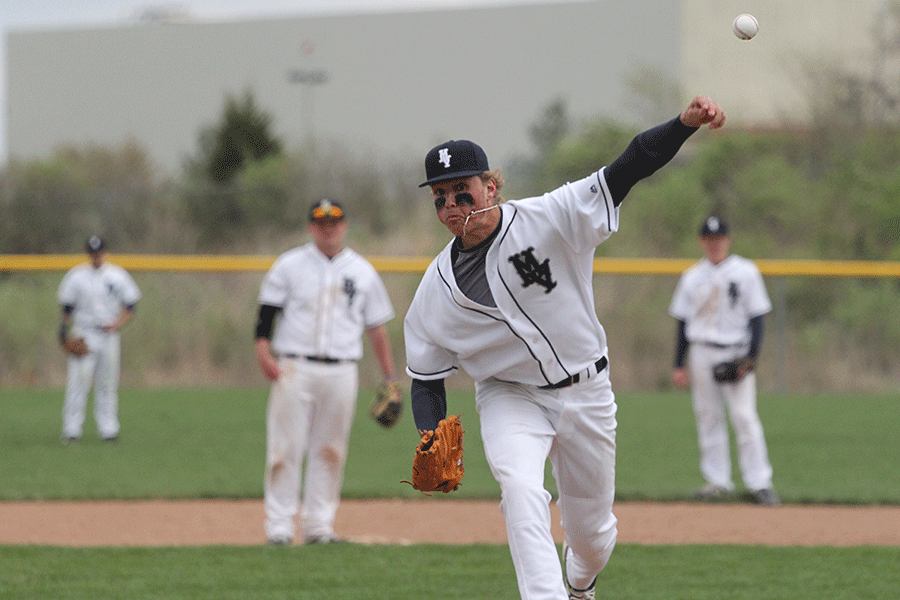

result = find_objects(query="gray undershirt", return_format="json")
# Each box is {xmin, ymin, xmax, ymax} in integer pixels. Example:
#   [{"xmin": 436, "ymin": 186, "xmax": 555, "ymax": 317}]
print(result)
[{"xmin": 452, "ymin": 213, "xmax": 501, "ymax": 307}]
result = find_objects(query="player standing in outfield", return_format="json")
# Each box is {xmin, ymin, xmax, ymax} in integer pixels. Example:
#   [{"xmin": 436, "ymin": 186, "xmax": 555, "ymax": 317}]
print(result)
[
  {"xmin": 404, "ymin": 96, "xmax": 725, "ymax": 600},
  {"xmin": 669, "ymin": 216, "xmax": 779, "ymax": 506},
  {"xmin": 254, "ymin": 199, "xmax": 399, "ymax": 545},
  {"xmin": 57, "ymin": 236, "xmax": 141, "ymax": 444}
]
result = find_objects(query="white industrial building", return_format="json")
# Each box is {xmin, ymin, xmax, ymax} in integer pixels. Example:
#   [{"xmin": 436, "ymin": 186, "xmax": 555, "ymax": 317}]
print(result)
[{"xmin": 4, "ymin": 0, "xmax": 889, "ymax": 174}]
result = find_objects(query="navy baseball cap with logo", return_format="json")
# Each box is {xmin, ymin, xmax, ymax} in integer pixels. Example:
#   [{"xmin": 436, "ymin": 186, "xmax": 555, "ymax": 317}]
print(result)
[
  {"xmin": 85, "ymin": 235, "xmax": 106, "ymax": 253},
  {"xmin": 419, "ymin": 140, "xmax": 490, "ymax": 187},
  {"xmin": 308, "ymin": 198, "xmax": 345, "ymax": 222},
  {"xmin": 699, "ymin": 216, "xmax": 730, "ymax": 237}
]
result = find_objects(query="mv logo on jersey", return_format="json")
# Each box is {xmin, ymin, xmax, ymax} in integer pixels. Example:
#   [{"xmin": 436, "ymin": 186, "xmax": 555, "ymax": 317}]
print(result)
[
  {"xmin": 728, "ymin": 282, "xmax": 740, "ymax": 307},
  {"xmin": 508, "ymin": 247, "xmax": 557, "ymax": 293},
  {"xmin": 343, "ymin": 277, "xmax": 357, "ymax": 306}
]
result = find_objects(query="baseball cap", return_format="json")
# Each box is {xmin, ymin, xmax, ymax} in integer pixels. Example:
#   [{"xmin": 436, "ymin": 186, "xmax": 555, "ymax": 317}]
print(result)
[
  {"xmin": 308, "ymin": 198, "xmax": 345, "ymax": 222},
  {"xmin": 699, "ymin": 216, "xmax": 730, "ymax": 237},
  {"xmin": 85, "ymin": 235, "xmax": 106, "ymax": 253},
  {"xmin": 419, "ymin": 140, "xmax": 490, "ymax": 187}
]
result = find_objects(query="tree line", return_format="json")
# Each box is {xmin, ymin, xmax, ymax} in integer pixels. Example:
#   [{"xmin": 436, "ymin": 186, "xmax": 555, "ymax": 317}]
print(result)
[{"xmin": 3, "ymin": 7, "xmax": 900, "ymax": 390}]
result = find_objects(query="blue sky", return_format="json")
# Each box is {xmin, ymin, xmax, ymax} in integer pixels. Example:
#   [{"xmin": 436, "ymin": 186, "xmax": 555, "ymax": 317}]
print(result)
[{"xmin": 1, "ymin": 0, "xmax": 567, "ymax": 164}]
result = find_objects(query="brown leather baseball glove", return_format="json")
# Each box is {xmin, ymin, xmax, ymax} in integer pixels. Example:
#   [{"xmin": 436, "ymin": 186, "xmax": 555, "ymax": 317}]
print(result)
[
  {"xmin": 713, "ymin": 356, "xmax": 755, "ymax": 382},
  {"xmin": 369, "ymin": 379, "xmax": 403, "ymax": 428},
  {"xmin": 402, "ymin": 415, "xmax": 464, "ymax": 494},
  {"xmin": 62, "ymin": 337, "xmax": 89, "ymax": 356}
]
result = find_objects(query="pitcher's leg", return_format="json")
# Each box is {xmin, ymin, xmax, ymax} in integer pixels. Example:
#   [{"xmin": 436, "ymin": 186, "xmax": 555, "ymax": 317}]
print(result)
[
  {"xmin": 477, "ymin": 380, "xmax": 567, "ymax": 600},
  {"xmin": 554, "ymin": 376, "xmax": 618, "ymax": 590}
]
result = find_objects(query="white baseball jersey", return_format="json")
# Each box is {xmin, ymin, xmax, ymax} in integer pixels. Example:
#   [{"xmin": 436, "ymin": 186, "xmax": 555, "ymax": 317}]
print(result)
[
  {"xmin": 258, "ymin": 243, "xmax": 395, "ymax": 359},
  {"xmin": 668, "ymin": 254, "xmax": 771, "ymax": 346},
  {"xmin": 405, "ymin": 168, "xmax": 618, "ymax": 386},
  {"xmin": 57, "ymin": 262, "xmax": 142, "ymax": 336}
]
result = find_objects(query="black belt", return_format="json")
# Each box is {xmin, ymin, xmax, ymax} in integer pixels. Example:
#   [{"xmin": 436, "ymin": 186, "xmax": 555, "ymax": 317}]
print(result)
[
  {"xmin": 540, "ymin": 356, "xmax": 608, "ymax": 390},
  {"xmin": 283, "ymin": 354, "xmax": 346, "ymax": 363},
  {"xmin": 698, "ymin": 342, "xmax": 743, "ymax": 349}
]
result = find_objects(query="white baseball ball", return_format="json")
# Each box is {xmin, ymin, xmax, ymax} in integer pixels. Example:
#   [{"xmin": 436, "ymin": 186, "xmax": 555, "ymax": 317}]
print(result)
[{"xmin": 732, "ymin": 13, "xmax": 759, "ymax": 40}]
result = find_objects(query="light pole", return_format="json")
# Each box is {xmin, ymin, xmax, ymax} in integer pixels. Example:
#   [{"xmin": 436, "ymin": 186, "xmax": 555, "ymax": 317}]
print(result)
[{"xmin": 287, "ymin": 68, "xmax": 329, "ymax": 154}]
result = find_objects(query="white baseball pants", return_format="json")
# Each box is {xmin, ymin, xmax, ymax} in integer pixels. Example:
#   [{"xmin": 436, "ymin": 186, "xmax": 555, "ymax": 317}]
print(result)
[
  {"xmin": 264, "ymin": 357, "xmax": 358, "ymax": 542},
  {"xmin": 62, "ymin": 331, "xmax": 121, "ymax": 440},
  {"xmin": 476, "ymin": 373, "xmax": 618, "ymax": 600},
  {"xmin": 687, "ymin": 344, "xmax": 773, "ymax": 492}
]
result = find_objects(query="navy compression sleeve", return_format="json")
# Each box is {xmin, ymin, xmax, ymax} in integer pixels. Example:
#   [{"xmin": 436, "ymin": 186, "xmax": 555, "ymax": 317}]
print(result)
[
  {"xmin": 59, "ymin": 305, "xmax": 75, "ymax": 342},
  {"xmin": 748, "ymin": 315, "xmax": 764, "ymax": 360},
  {"xmin": 673, "ymin": 319, "xmax": 689, "ymax": 368},
  {"xmin": 411, "ymin": 378, "xmax": 447, "ymax": 432},
  {"xmin": 606, "ymin": 116, "xmax": 697, "ymax": 206}
]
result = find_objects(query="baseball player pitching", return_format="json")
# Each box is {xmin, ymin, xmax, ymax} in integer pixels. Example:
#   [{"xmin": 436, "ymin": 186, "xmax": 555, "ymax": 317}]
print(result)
[
  {"xmin": 669, "ymin": 216, "xmax": 778, "ymax": 505},
  {"xmin": 255, "ymin": 199, "xmax": 399, "ymax": 545},
  {"xmin": 405, "ymin": 96, "xmax": 726, "ymax": 600},
  {"xmin": 57, "ymin": 236, "xmax": 141, "ymax": 444}
]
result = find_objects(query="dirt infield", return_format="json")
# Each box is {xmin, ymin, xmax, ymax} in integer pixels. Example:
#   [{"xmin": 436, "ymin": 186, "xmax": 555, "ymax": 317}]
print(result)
[{"xmin": 1, "ymin": 499, "xmax": 899, "ymax": 547}]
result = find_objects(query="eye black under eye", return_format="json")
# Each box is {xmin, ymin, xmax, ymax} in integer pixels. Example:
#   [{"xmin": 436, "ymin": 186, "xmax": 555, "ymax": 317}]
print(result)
[
  {"xmin": 455, "ymin": 193, "xmax": 474, "ymax": 206},
  {"xmin": 434, "ymin": 196, "xmax": 446, "ymax": 210}
]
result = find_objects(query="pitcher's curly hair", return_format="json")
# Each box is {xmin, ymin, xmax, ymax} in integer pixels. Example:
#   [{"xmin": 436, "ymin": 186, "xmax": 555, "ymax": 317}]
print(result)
[{"xmin": 480, "ymin": 169, "xmax": 505, "ymax": 204}]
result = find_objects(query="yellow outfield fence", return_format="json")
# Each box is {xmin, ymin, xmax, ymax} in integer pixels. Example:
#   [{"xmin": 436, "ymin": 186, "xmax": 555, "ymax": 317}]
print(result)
[
  {"xmin": 2, "ymin": 254, "xmax": 900, "ymax": 278},
  {"xmin": 0, "ymin": 254, "xmax": 430, "ymax": 273}
]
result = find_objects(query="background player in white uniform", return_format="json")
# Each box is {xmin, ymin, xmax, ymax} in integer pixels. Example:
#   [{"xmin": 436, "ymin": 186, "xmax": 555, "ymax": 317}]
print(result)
[
  {"xmin": 405, "ymin": 96, "xmax": 726, "ymax": 600},
  {"xmin": 255, "ymin": 199, "xmax": 399, "ymax": 545},
  {"xmin": 57, "ymin": 235, "xmax": 141, "ymax": 444},
  {"xmin": 669, "ymin": 216, "xmax": 779, "ymax": 505}
]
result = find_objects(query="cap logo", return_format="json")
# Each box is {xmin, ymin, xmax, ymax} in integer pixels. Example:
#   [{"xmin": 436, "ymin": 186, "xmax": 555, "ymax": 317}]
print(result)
[
  {"xmin": 438, "ymin": 148, "xmax": 452, "ymax": 169},
  {"xmin": 420, "ymin": 139, "xmax": 489, "ymax": 187},
  {"xmin": 707, "ymin": 217, "xmax": 720, "ymax": 232}
]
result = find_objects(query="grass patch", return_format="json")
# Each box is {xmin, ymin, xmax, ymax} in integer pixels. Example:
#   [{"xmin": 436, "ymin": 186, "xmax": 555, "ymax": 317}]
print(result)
[
  {"xmin": 2, "ymin": 544, "xmax": 898, "ymax": 600},
  {"xmin": 615, "ymin": 391, "xmax": 900, "ymax": 504},
  {"xmin": 1, "ymin": 388, "xmax": 898, "ymax": 503}
]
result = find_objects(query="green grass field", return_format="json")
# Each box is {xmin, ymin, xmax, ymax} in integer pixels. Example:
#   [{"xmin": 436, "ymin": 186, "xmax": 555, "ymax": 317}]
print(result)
[
  {"xmin": 2, "ymin": 543, "xmax": 898, "ymax": 600},
  {"xmin": 2, "ymin": 387, "xmax": 898, "ymax": 600},
  {"xmin": 2, "ymin": 388, "xmax": 898, "ymax": 503}
]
